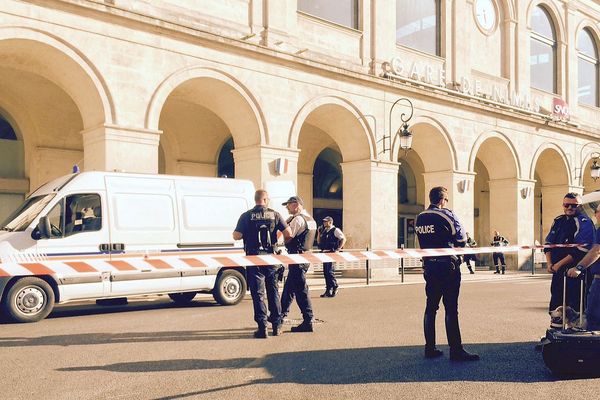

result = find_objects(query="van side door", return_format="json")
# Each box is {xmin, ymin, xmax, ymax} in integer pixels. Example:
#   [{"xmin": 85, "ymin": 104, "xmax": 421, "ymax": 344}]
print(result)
[{"xmin": 105, "ymin": 175, "xmax": 181, "ymax": 295}]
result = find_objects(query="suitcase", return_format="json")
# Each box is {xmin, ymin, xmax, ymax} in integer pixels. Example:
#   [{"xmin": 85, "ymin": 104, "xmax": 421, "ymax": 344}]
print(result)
[{"xmin": 541, "ymin": 272, "xmax": 600, "ymax": 377}]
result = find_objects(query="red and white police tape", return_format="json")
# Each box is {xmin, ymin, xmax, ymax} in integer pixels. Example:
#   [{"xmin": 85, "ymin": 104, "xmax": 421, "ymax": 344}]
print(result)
[{"xmin": 0, "ymin": 243, "xmax": 584, "ymax": 278}]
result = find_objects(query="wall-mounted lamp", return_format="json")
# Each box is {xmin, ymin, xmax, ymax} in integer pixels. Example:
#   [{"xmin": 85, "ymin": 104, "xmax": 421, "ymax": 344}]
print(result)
[
  {"xmin": 457, "ymin": 179, "xmax": 470, "ymax": 193},
  {"xmin": 520, "ymin": 187, "xmax": 532, "ymax": 199},
  {"xmin": 591, "ymin": 153, "xmax": 600, "ymax": 182},
  {"xmin": 379, "ymin": 98, "xmax": 414, "ymax": 156}
]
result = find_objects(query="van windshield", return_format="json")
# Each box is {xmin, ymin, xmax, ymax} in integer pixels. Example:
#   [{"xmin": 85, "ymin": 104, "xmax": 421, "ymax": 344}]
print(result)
[{"xmin": 0, "ymin": 194, "xmax": 56, "ymax": 232}]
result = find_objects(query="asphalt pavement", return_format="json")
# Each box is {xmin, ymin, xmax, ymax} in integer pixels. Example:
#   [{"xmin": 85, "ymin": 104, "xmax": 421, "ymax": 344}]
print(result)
[{"xmin": 1, "ymin": 269, "xmax": 598, "ymax": 400}]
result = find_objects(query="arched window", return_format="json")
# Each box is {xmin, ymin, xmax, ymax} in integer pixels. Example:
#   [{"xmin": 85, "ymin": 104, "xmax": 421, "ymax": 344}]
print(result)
[
  {"xmin": 0, "ymin": 115, "xmax": 17, "ymax": 140},
  {"xmin": 396, "ymin": 0, "xmax": 440, "ymax": 55},
  {"xmin": 530, "ymin": 5, "xmax": 556, "ymax": 93},
  {"xmin": 217, "ymin": 137, "xmax": 234, "ymax": 178},
  {"xmin": 298, "ymin": 0, "xmax": 359, "ymax": 29},
  {"xmin": 578, "ymin": 28, "xmax": 599, "ymax": 107}
]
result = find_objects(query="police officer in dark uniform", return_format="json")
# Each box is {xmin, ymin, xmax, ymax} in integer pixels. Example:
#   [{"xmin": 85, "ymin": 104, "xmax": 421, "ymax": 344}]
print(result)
[
  {"xmin": 233, "ymin": 189, "xmax": 292, "ymax": 339},
  {"xmin": 544, "ymin": 192, "xmax": 594, "ymax": 328},
  {"xmin": 317, "ymin": 216, "xmax": 346, "ymax": 297},
  {"xmin": 279, "ymin": 196, "xmax": 317, "ymax": 333},
  {"xmin": 490, "ymin": 231, "xmax": 509, "ymax": 274},
  {"xmin": 415, "ymin": 186, "xmax": 479, "ymax": 361}
]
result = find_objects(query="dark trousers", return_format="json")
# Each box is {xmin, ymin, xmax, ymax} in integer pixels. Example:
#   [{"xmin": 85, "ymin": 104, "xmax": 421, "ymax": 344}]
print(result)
[
  {"xmin": 549, "ymin": 267, "xmax": 582, "ymax": 312},
  {"xmin": 463, "ymin": 255, "xmax": 476, "ymax": 271},
  {"xmin": 423, "ymin": 262, "xmax": 463, "ymax": 352},
  {"xmin": 323, "ymin": 262, "xmax": 338, "ymax": 290},
  {"xmin": 247, "ymin": 265, "xmax": 281, "ymax": 328},
  {"xmin": 280, "ymin": 263, "xmax": 314, "ymax": 323},
  {"xmin": 492, "ymin": 252, "xmax": 506, "ymax": 271}
]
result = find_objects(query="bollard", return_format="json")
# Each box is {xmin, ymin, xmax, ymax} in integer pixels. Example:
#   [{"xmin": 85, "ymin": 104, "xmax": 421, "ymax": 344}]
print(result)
[
  {"xmin": 531, "ymin": 247, "xmax": 536, "ymax": 275},
  {"xmin": 400, "ymin": 244, "xmax": 405, "ymax": 283},
  {"xmin": 366, "ymin": 245, "xmax": 370, "ymax": 285}
]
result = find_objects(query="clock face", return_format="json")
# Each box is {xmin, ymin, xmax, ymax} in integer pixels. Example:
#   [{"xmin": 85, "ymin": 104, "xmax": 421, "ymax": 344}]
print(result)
[{"xmin": 475, "ymin": 0, "xmax": 496, "ymax": 32}]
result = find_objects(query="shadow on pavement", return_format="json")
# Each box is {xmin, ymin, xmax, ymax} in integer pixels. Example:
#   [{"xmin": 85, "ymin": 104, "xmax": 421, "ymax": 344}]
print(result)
[
  {"xmin": 0, "ymin": 328, "xmax": 255, "ymax": 346},
  {"xmin": 56, "ymin": 342, "xmax": 553, "ymax": 384}
]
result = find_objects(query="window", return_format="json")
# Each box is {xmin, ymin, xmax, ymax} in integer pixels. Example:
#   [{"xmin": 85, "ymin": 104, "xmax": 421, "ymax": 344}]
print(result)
[
  {"xmin": 0, "ymin": 116, "xmax": 17, "ymax": 140},
  {"xmin": 530, "ymin": 6, "xmax": 556, "ymax": 93},
  {"xmin": 298, "ymin": 0, "xmax": 359, "ymax": 29},
  {"xmin": 578, "ymin": 28, "xmax": 599, "ymax": 107},
  {"xmin": 396, "ymin": 0, "xmax": 440, "ymax": 55},
  {"xmin": 43, "ymin": 194, "xmax": 102, "ymax": 238}
]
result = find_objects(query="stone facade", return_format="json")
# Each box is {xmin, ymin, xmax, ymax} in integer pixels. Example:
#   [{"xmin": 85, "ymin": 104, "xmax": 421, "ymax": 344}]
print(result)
[{"xmin": 0, "ymin": 0, "xmax": 599, "ymax": 268}]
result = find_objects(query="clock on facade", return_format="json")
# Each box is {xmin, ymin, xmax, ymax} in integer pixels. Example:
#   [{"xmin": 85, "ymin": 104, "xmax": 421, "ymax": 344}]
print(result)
[{"xmin": 474, "ymin": 0, "xmax": 497, "ymax": 33}]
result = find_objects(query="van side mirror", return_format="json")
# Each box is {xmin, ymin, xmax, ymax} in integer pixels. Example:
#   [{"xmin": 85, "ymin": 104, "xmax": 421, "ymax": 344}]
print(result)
[{"xmin": 37, "ymin": 216, "xmax": 51, "ymax": 239}]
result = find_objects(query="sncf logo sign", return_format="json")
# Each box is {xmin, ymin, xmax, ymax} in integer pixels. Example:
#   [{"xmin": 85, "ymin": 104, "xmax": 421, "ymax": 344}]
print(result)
[{"xmin": 552, "ymin": 98, "xmax": 569, "ymax": 120}]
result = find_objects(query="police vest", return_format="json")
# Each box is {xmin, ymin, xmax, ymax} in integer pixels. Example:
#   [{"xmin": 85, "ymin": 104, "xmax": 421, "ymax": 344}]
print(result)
[
  {"xmin": 319, "ymin": 227, "xmax": 340, "ymax": 251},
  {"xmin": 287, "ymin": 214, "xmax": 317, "ymax": 254},
  {"xmin": 243, "ymin": 206, "xmax": 278, "ymax": 255}
]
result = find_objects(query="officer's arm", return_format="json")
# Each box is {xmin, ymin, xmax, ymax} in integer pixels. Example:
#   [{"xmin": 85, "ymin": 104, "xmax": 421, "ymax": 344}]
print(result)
[
  {"xmin": 232, "ymin": 231, "xmax": 243, "ymax": 240},
  {"xmin": 338, "ymin": 237, "xmax": 347, "ymax": 250},
  {"xmin": 281, "ymin": 226, "xmax": 293, "ymax": 243}
]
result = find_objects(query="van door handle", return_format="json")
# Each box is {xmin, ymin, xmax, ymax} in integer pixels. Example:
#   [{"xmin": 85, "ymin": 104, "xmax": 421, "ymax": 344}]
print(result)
[
  {"xmin": 111, "ymin": 243, "xmax": 125, "ymax": 252},
  {"xmin": 99, "ymin": 243, "xmax": 110, "ymax": 252}
]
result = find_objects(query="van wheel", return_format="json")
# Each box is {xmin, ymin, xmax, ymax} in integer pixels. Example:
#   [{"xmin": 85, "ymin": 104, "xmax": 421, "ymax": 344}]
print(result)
[
  {"xmin": 212, "ymin": 269, "xmax": 246, "ymax": 306},
  {"xmin": 1, "ymin": 277, "xmax": 55, "ymax": 323},
  {"xmin": 168, "ymin": 292, "xmax": 197, "ymax": 304}
]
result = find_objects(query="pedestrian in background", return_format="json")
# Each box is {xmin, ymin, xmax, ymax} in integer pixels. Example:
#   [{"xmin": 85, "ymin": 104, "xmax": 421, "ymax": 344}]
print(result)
[
  {"xmin": 491, "ymin": 230, "xmax": 509, "ymax": 274},
  {"xmin": 463, "ymin": 232, "xmax": 477, "ymax": 274},
  {"xmin": 415, "ymin": 186, "xmax": 479, "ymax": 361},
  {"xmin": 317, "ymin": 216, "xmax": 346, "ymax": 297},
  {"xmin": 233, "ymin": 189, "xmax": 292, "ymax": 339}
]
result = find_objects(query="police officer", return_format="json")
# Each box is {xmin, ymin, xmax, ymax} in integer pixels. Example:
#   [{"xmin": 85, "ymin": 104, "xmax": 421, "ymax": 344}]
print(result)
[
  {"xmin": 545, "ymin": 192, "xmax": 594, "ymax": 328},
  {"xmin": 317, "ymin": 216, "xmax": 346, "ymax": 297},
  {"xmin": 463, "ymin": 232, "xmax": 477, "ymax": 274},
  {"xmin": 279, "ymin": 196, "xmax": 317, "ymax": 332},
  {"xmin": 490, "ymin": 230, "xmax": 509, "ymax": 274},
  {"xmin": 415, "ymin": 186, "xmax": 479, "ymax": 361},
  {"xmin": 233, "ymin": 189, "xmax": 292, "ymax": 339}
]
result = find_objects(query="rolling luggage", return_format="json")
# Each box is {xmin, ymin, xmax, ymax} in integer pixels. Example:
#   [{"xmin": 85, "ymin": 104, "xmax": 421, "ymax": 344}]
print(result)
[{"xmin": 541, "ymin": 272, "xmax": 600, "ymax": 377}]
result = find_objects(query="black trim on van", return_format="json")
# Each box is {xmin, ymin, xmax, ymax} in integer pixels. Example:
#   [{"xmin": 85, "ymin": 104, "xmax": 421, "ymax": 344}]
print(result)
[
  {"xmin": 59, "ymin": 275, "xmax": 103, "ymax": 285},
  {"xmin": 177, "ymin": 242, "xmax": 235, "ymax": 248},
  {"xmin": 110, "ymin": 271, "xmax": 181, "ymax": 282}
]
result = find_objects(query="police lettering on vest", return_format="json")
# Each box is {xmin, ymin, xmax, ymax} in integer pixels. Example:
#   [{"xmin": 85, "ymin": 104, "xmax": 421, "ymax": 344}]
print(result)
[{"xmin": 415, "ymin": 225, "xmax": 435, "ymax": 234}]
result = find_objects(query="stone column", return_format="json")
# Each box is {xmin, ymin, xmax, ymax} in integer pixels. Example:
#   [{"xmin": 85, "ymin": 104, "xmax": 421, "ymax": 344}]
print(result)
[
  {"xmin": 341, "ymin": 159, "xmax": 399, "ymax": 249},
  {"xmin": 422, "ymin": 170, "xmax": 475, "ymax": 233},
  {"xmin": 232, "ymin": 144, "xmax": 300, "ymax": 189},
  {"xmin": 81, "ymin": 124, "xmax": 161, "ymax": 173},
  {"xmin": 369, "ymin": 0, "xmax": 395, "ymax": 76},
  {"xmin": 297, "ymin": 172, "xmax": 313, "ymax": 214},
  {"xmin": 488, "ymin": 178, "xmax": 536, "ymax": 270}
]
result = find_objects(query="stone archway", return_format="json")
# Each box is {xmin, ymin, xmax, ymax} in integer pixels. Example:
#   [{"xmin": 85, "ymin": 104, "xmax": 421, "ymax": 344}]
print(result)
[
  {"xmin": 0, "ymin": 28, "xmax": 112, "ymax": 190},
  {"xmin": 147, "ymin": 67, "xmax": 266, "ymax": 184}
]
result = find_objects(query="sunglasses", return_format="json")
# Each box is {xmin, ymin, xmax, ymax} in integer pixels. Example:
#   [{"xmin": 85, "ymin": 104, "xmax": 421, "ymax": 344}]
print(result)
[{"xmin": 563, "ymin": 203, "xmax": 579, "ymax": 209}]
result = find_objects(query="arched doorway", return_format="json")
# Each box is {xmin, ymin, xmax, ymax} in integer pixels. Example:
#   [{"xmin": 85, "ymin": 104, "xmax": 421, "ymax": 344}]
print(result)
[
  {"xmin": 0, "ymin": 114, "xmax": 24, "ymax": 221},
  {"xmin": 312, "ymin": 147, "xmax": 343, "ymax": 229}
]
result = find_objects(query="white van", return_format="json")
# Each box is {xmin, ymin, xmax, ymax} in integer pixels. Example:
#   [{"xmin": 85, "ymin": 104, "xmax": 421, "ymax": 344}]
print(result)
[{"xmin": 0, "ymin": 171, "xmax": 292, "ymax": 323}]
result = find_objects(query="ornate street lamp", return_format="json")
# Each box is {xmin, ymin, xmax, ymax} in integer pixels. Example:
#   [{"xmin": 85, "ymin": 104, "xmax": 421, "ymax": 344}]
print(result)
[{"xmin": 380, "ymin": 97, "xmax": 414, "ymax": 155}]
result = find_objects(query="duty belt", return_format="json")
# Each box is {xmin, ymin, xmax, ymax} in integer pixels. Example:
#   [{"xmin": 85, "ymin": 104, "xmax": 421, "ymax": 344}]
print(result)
[{"xmin": 594, "ymin": 274, "xmax": 600, "ymax": 279}]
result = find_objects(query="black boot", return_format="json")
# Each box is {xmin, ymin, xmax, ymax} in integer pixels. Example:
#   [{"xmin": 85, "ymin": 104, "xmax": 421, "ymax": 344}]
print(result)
[
  {"xmin": 494, "ymin": 267, "xmax": 500, "ymax": 274},
  {"xmin": 468, "ymin": 267, "xmax": 474, "ymax": 274},
  {"xmin": 330, "ymin": 286, "xmax": 338, "ymax": 297},
  {"xmin": 272, "ymin": 324, "xmax": 282, "ymax": 336},
  {"xmin": 291, "ymin": 320, "xmax": 314, "ymax": 332},
  {"xmin": 320, "ymin": 289, "xmax": 332, "ymax": 298},
  {"xmin": 425, "ymin": 348, "xmax": 444, "ymax": 358},
  {"xmin": 253, "ymin": 327, "xmax": 268, "ymax": 339},
  {"xmin": 501, "ymin": 266, "xmax": 505, "ymax": 275}
]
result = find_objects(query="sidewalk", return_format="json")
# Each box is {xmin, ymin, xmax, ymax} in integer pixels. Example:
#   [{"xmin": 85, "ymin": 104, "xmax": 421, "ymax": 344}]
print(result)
[{"xmin": 304, "ymin": 265, "xmax": 551, "ymax": 293}]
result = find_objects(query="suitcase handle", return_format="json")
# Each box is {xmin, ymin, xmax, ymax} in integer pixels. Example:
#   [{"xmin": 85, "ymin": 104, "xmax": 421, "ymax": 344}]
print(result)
[{"xmin": 562, "ymin": 270, "xmax": 586, "ymax": 330}]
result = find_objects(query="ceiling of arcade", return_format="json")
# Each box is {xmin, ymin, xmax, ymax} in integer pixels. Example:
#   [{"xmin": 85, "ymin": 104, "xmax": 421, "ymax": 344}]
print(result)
[
  {"xmin": 0, "ymin": 66, "xmax": 83, "ymax": 150},
  {"xmin": 533, "ymin": 148, "xmax": 569, "ymax": 186},
  {"xmin": 472, "ymin": 137, "xmax": 518, "ymax": 180},
  {"xmin": 297, "ymin": 123, "xmax": 337, "ymax": 174},
  {"xmin": 161, "ymin": 78, "xmax": 262, "ymax": 150},
  {"xmin": 159, "ymin": 98, "xmax": 231, "ymax": 164}
]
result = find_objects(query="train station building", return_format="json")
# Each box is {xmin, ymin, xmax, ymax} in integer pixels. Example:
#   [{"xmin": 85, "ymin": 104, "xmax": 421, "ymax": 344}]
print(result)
[{"xmin": 1, "ymin": 0, "xmax": 599, "ymax": 268}]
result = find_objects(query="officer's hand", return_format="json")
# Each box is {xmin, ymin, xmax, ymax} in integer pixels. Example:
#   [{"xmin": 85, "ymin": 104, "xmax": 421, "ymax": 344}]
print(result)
[
  {"xmin": 566, "ymin": 267, "xmax": 580, "ymax": 278},
  {"xmin": 546, "ymin": 263, "xmax": 554, "ymax": 273}
]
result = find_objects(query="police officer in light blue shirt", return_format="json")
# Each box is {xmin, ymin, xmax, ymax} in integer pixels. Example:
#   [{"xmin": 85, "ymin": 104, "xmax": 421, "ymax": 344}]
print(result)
[{"xmin": 415, "ymin": 186, "xmax": 479, "ymax": 361}]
